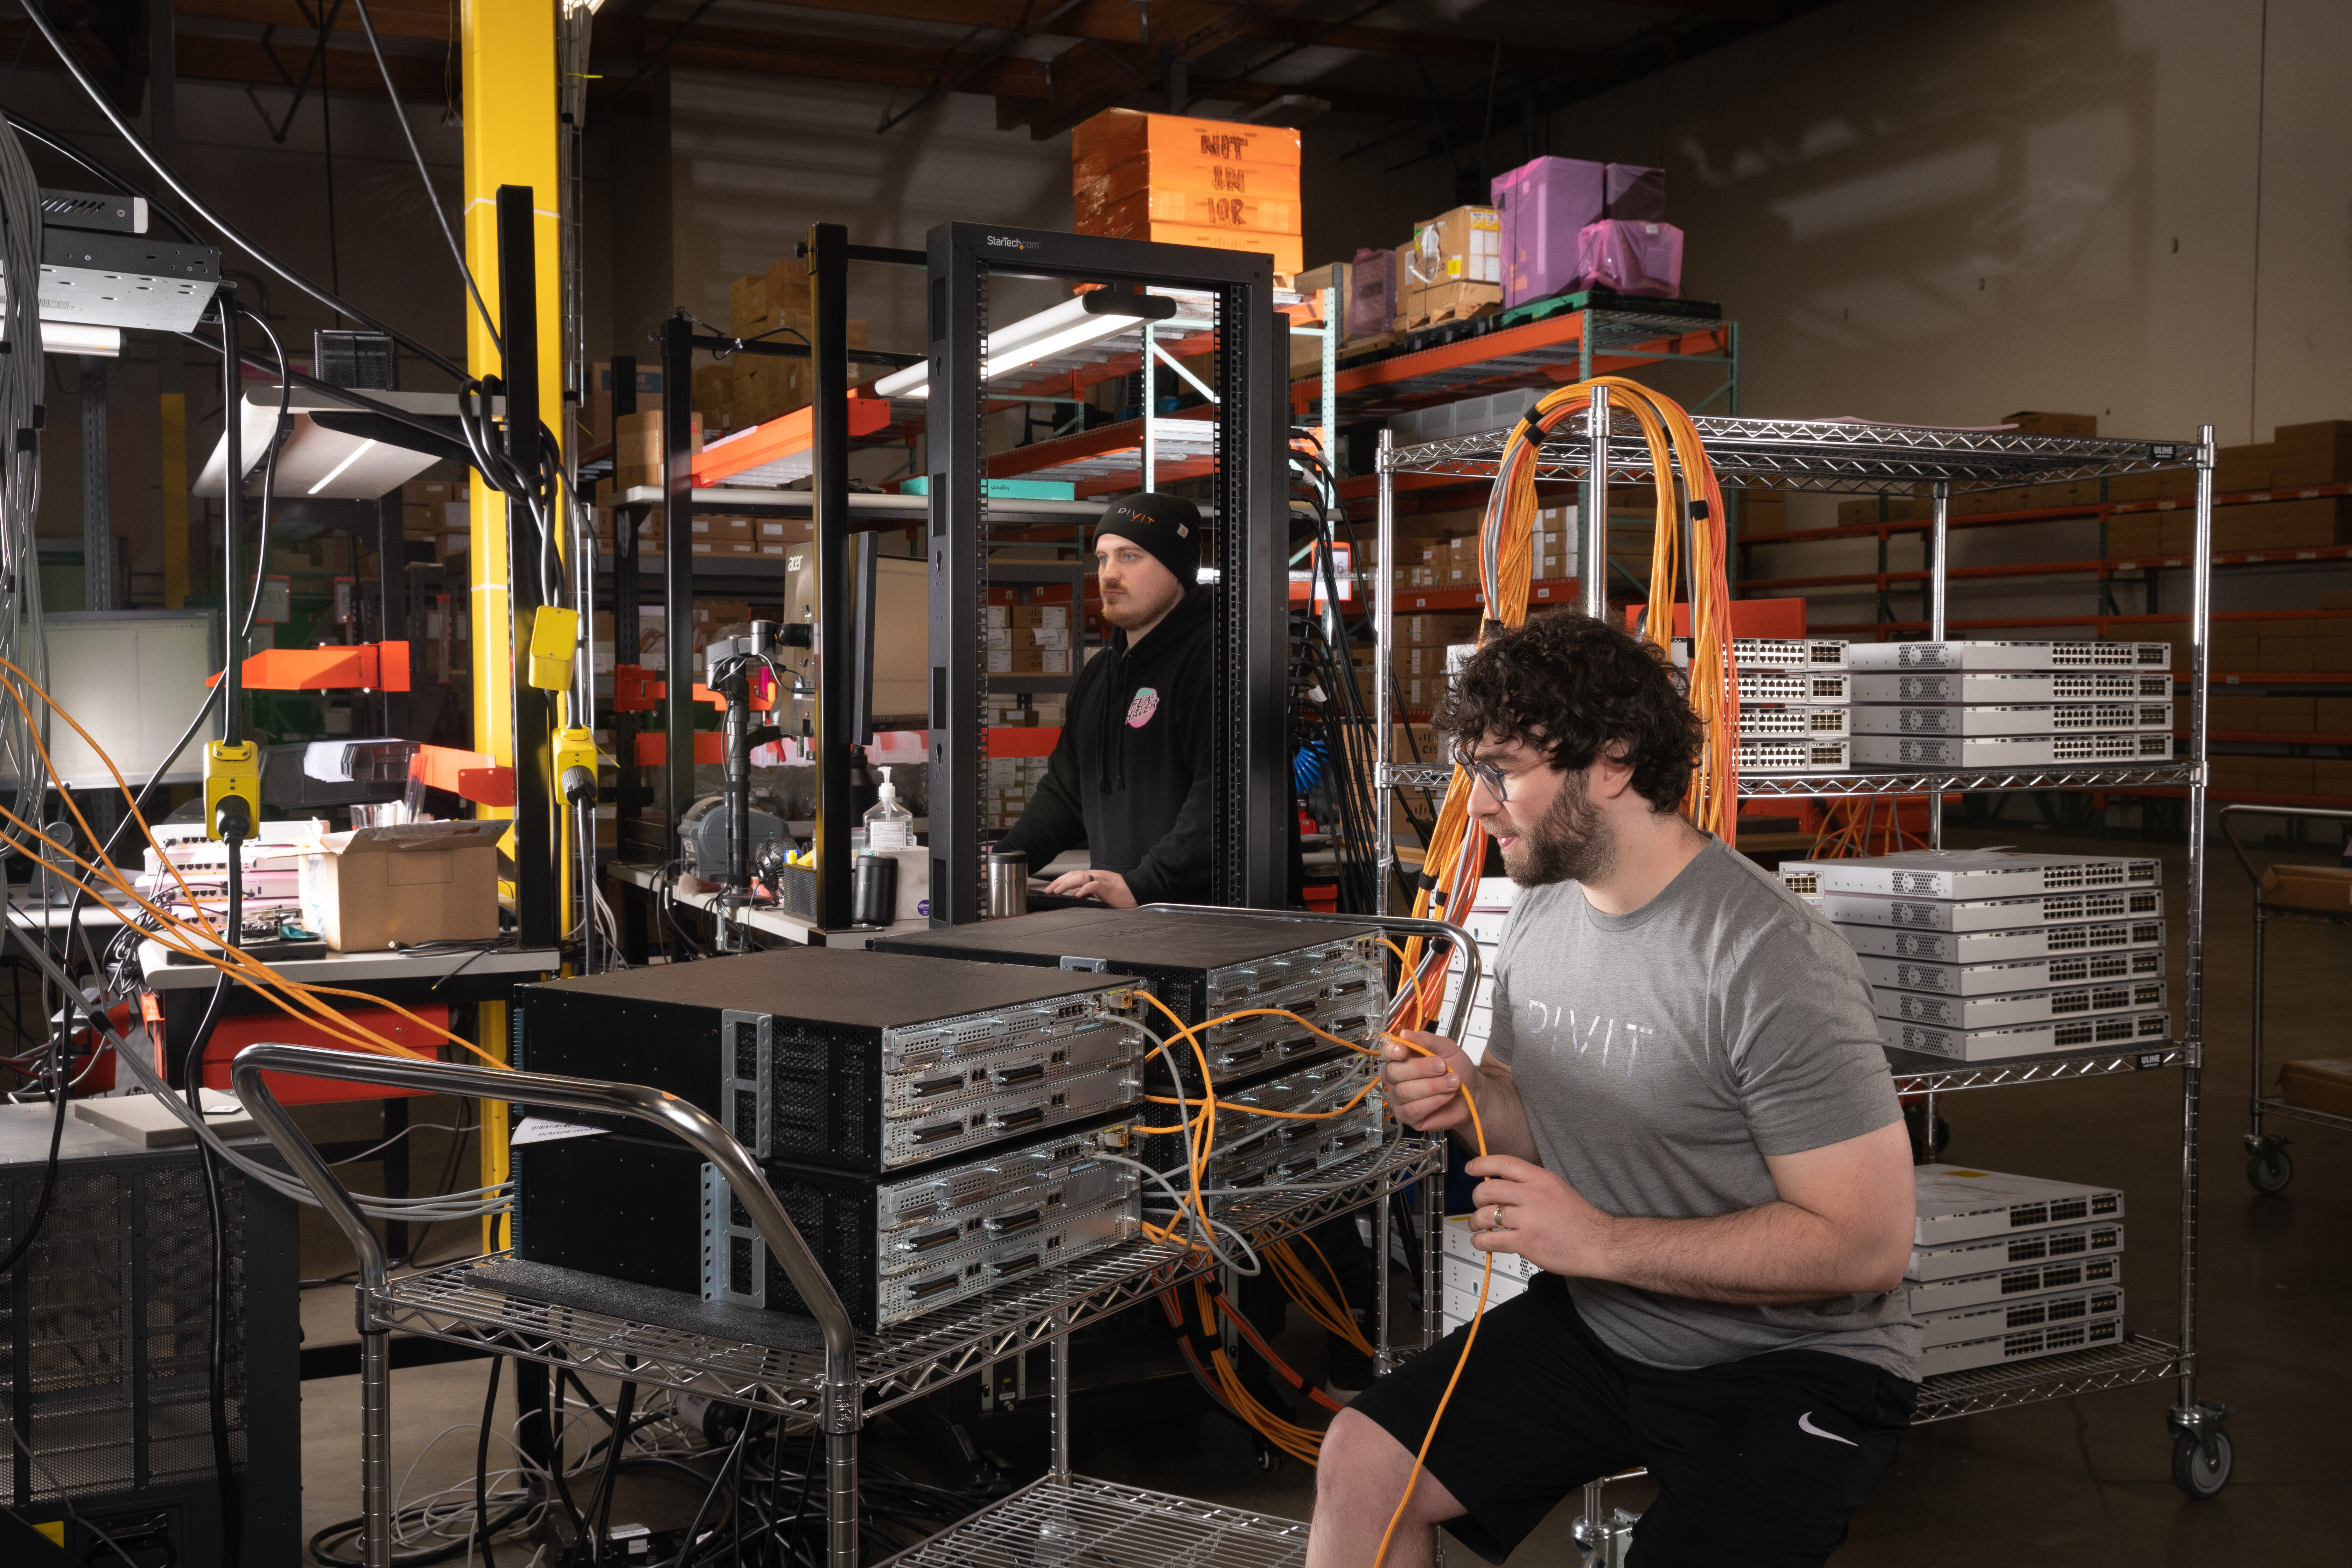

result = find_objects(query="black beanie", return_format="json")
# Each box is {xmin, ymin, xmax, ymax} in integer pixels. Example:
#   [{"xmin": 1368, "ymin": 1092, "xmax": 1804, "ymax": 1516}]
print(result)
[{"xmin": 1095, "ymin": 491, "xmax": 1202, "ymax": 588}]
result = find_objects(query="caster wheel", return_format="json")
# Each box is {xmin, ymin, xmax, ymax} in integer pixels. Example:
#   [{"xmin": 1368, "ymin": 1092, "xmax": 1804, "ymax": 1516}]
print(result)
[
  {"xmin": 1254, "ymin": 1441, "xmax": 1283, "ymax": 1475},
  {"xmin": 2247, "ymin": 1144, "xmax": 2294, "ymax": 1194},
  {"xmin": 2171, "ymin": 1429, "xmax": 2233, "ymax": 1499}
]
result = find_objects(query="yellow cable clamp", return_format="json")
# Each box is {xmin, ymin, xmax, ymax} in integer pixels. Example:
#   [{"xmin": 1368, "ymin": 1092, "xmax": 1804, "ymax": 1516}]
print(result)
[
  {"xmin": 201, "ymin": 741, "xmax": 259, "ymax": 841},
  {"xmin": 527, "ymin": 605, "xmax": 580, "ymax": 692}
]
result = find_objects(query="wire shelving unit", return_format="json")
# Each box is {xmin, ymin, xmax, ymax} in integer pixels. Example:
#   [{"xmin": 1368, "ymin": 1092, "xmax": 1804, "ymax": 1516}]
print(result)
[{"xmin": 1370, "ymin": 408, "xmax": 2233, "ymax": 1496}]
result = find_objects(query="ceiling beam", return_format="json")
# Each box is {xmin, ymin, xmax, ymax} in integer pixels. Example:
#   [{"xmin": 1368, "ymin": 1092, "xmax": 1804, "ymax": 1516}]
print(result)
[
  {"xmin": 0, "ymin": 16, "xmax": 450, "ymax": 104},
  {"xmin": 174, "ymin": 0, "xmax": 457, "ymax": 44}
]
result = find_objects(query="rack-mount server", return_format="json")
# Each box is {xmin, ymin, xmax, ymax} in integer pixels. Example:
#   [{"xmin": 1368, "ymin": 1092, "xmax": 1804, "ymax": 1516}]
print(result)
[
  {"xmin": 873, "ymin": 908, "xmax": 1386, "ymax": 1094},
  {"xmin": 513, "ymin": 948, "xmax": 1146, "ymax": 1175},
  {"xmin": 515, "ymin": 1116, "xmax": 1139, "ymax": 1330}
]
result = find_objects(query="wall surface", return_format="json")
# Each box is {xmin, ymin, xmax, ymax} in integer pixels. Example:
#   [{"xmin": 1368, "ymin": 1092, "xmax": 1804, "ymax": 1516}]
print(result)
[{"xmin": 1514, "ymin": 0, "xmax": 2352, "ymax": 629}]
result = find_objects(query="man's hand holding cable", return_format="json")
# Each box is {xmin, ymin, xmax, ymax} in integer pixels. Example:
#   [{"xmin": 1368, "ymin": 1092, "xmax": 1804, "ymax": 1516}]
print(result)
[
  {"xmin": 1382, "ymin": 1031, "xmax": 1536, "ymax": 1160},
  {"xmin": 1465, "ymin": 1156, "xmax": 1616, "ymax": 1279}
]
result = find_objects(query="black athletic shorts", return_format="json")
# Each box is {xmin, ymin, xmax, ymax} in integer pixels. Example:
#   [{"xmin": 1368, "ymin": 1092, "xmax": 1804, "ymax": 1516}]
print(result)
[{"xmin": 1354, "ymin": 1275, "xmax": 1916, "ymax": 1567}]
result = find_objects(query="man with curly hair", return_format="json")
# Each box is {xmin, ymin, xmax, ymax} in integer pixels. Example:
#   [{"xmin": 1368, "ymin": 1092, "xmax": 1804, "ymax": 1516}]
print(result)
[{"xmin": 1309, "ymin": 612, "xmax": 1918, "ymax": 1568}]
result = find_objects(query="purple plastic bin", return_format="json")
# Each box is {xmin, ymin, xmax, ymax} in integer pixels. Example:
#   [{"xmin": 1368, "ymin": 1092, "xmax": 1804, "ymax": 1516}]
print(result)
[
  {"xmin": 1574, "ymin": 220, "xmax": 1684, "ymax": 299},
  {"xmin": 1603, "ymin": 163, "xmax": 1666, "ymax": 221},
  {"xmin": 1490, "ymin": 156, "xmax": 1605, "ymax": 308},
  {"xmin": 1348, "ymin": 246, "xmax": 1396, "ymax": 341}
]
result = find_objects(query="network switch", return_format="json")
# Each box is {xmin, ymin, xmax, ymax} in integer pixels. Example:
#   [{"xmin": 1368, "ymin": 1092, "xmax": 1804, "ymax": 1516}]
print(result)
[
  {"xmin": 1736, "ymin": 705, "xmax": 1850, "ymax": 740},
  {"xmin": 1851, "ymin": 732, "xmax": 2175, "ymax": 768},
  {"xmin": 1738, "ymin": 736, "xmax": 1850, "ymax": 772},
  {"xmin": 1850, "ymin": 671, "xmax": 2172, "ymax": 704},
  {"xmin": 874, "ymin": 908, "xmax": 1386, "ymax": 1094},
  {"xmin": 1731, "ymin": 637, "xmax": 1848, "ymax": 668},
  {"xmin": 1825, "ymin": 886, "xmax": 2163, "ymax": 931},
  {"xmin": 1872, "ymin": 978, "xmax": 2165, "ymax": 1030},
  {"xmin": 1914, "ymin": 1165, "xmax": 2127, "ymax": 1246},
  {"xmin": 1845, "ymin": 640, "xmax": 2171, "ymax": 672},
  {"xmin": 1792, "ymin": 849, "xmax": 2161, "ymax": 900},
  {"xmin": 1919, "ymin": 1283, "xmax": 2125, "ymax": 1355},
  {"xmin": 1907, "ymin": 1217, "xmax": 2124, "ymax": 1282},
  {"xmin": 1442, "ymin": 1253, "xmax": 1542, "ymax": 1298},
  {"xmin": 1918, "ymin": 1303, "xmax": 2126, "ymax": 1377},
  {"xmin": 1441, "ymin": 1281, "xmax": 1523, "ymax": 1330},
  {"xmin": 1906, "ymin": 1245, "xmax": 2122, "ymax": 1314},
  {"xmin": 1848, "ymin": 703, "xmax": 2172, "ymax": 736},
  {"xmin": 513, "ymin": 1115, "xmax": 1140, "ymax": 1330},
  {"xmin": 1856, "ymin": 946, "xmax": 2163, "ymax": 996},
  {"xmin": 513, "ymin": 948, "xmax": 1144, "ymax": 1175},
  {"xmin": 1736, "ymin": 669, "xmax": 1852, "ymax": 704},
  {"xmin": 1836, "ymin": 918, "xmax": 2166, "ymax": 964},
  {"xmin": 1881, "ymin": 1007, "xmax": 2170, "ymax": 1061}
]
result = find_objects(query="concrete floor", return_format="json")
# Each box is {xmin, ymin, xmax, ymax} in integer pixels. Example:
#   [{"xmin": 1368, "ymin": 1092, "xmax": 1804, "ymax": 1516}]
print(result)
[{"xmin": 298, "ymin": 822, "xmax": 2350, "ymax": 1564}]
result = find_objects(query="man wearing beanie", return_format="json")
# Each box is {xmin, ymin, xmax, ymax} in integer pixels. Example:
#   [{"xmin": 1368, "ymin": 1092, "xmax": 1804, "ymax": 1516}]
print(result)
[{"xmin": 993, "ymin": 491, "xmax": 1213, "ymax": 908}]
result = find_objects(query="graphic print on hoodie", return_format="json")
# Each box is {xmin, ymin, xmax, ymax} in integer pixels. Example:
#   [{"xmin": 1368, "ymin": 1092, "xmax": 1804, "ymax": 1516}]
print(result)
[{"xmin": 993, "ymin": 585, "xmax": 1214, "ymax": 904}]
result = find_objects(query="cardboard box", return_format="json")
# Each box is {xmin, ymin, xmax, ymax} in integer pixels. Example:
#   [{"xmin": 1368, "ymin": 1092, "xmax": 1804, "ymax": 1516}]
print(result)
[
  {"xmin": 300, "ymin": 821, "xmax": 506, "ymax": 952},
  {"xmin": 2314, "ymin": 636, "xmax": 2352, "ymax": 672},
  {"xmin": 2315, "ymin": 757, "xmax": 2352, "ymax": 792},
  {"xmin": 1739, "ymin": 490, "xmax": 1787, "ymax": 536},
  {"xmin": 1602, "ymin": 163, "xmax": 1666, "ymax": 222},
  {"xmin": 2261, "ymin": 865, "xmax": 2352, "ymax": 912},
  {"xmin": 1071, "ymin": 109, "xmax": 1301, "ymax": 183},
  {"xmin": 1405, "ymin": 205, "xmax": 1502, "ymax": 289},
  {"xmin": 588, "ymin": 363, "xmax": 661, "ymax": 448},
  {"xmin": 2003, "ymin": 411, "xmax": 2099, "ymax": 437},
  {"xmin": 2280, "ymin": 1057, "xmax": 2352, "ymax": 1117},
  {"xmin": 2259, "ymin": 638, "xmax": 2318, "ymax": 671},
  {"xmin": 1492, "ymin": 155, "xmax": 1605, "ymax": 307},
  {"xmin": 2256, "ymin": 695, "xmax": 2315, "ymax": 732},
  {"xmin": 1082, "ymin": 186, "xmax": 1300, "ymax": 237}
]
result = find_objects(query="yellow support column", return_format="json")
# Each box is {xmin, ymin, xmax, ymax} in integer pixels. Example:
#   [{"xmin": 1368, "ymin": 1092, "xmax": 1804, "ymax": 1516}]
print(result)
[{"xmin": 462, "ymin": 0, "xmax": 563, "ymax": 1251}]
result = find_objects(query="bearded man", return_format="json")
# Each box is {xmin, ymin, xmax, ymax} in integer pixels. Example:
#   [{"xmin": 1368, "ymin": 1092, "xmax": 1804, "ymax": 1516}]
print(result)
[
  {"xmin": 1307, "ymin": 611, "xmax": 1920, "ymax": 1568},
  {"xmin": 993, "ymin": 492, "xmax": 1212, "ymax": 908}
]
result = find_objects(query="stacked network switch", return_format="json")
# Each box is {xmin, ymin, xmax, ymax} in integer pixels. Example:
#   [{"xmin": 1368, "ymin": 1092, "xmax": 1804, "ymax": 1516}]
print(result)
[
  {"xmin": 1910, "ymin": 1164, "xmax": 2127, "ymax": 1375},
  {"xmin": 1732, "ymin": 638, "xmax": 1853, "ymax": 773},
  {"xmin": 1438, "ymin": 1211, "xmax": 1543, "ymax": 1335},
  {"xmin": 1846, "ymin": 640, "xmax": 2176, "ymax": 769},
  {"xmin": 1777, "ymin": 849, "xmax": 2169, "ymax": 1062}
]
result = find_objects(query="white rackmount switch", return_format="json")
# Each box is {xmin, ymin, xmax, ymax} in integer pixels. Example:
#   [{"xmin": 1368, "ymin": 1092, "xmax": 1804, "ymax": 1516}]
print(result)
[
  {"xmin": 1849, "ymin": 703, "xmax": 2173, "ymax": 736},
  {"xmin": 1851, "ymin": 732, "xmax": 2174, "ymax": 768},
  {"xmin": 1737, "ymin": 668, "xmax": 1852, "ymax": 704},
  {"xmin": 1918, "ymin": 1288, "xmax": 2126, "ymax": 1375},
  {"xmin": 1875, "ymin": 978, "xmax": 2165, "ymax": 1030},
  {"xmin": 1906, "ymin": 1243, "xmax": 2122, "ymax": 1314},
  {"xmin": 1837, "ymin": 918, "xmax": 2166, "ymax": 965},
  {"xmin": 1908, "ymin": 1215, "xmax": 2124, "ymax": 1282},
  {"xmin": 1738, "ymin": 736, "xmax": 1849, "ymax": 773},
  {"xmin": 1732, "ymin": 637, "xmax": 1849, "ymax": 668},
  {"xmin": 1846, "ymin": 640, "xmax": 2172, "ymax": 671},
  {"xmin": 1851, "ymin": 671, "xmax": 2171, "ymax": 704},
  {"xmin": 1855, "ymin": 945, "xmax": 2164, "ymax": 997},
  {"xmin": 1823, "ymin": 885, "xmax": 2162, "ymax": 932},
  {"xmin": 1784, "ymin": 849, "xmax": 2160, "ymax": 900},
  {"xmin": 1736, "ymin": 705, "xmax": 1850, "ymax": 740},
  {"xmin": 1913, "ymin": 1165, "xmax": 2127, "ymax": 1246},
  {"xmin": 1883, "ymin": 1008, "xmax": 2170, "ymax": 1061}
]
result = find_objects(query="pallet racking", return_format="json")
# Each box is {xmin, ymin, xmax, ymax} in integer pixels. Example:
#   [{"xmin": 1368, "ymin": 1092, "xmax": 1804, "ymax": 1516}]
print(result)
[{"xmin": 1371, "ymin": 408, "xmax": 2236, "ymax": 1496}]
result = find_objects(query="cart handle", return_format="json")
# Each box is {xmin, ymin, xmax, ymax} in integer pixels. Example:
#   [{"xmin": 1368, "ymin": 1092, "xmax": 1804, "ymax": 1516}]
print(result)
[
  {"xmin": 2216, "ymin": 803, "xmax": 2352, "ymax": 903},
  {"xmin": 226, "ymin": 1043, "xmax": 857, "ymax": 1384},
  {"xmin": 1137, "ymin": 903, "xmax": 1482, "ymax": 1043}
]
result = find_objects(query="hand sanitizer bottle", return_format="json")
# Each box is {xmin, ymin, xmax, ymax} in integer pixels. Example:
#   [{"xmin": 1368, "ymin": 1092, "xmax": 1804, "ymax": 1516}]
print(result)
[{"xmin": 862, "ymin": 766, "xmax": 914, "ymax": 852}]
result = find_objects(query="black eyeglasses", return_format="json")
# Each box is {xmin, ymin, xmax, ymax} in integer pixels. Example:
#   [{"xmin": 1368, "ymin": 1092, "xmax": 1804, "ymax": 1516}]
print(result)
[{"xmin": 1451, "ymin": 742, "xmax": 1511, "ymax": 802}]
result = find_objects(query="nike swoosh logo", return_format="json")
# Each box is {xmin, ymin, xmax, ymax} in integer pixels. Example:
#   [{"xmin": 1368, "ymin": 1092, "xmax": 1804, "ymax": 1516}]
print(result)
[{"xmin": 1798, "ymin": 1412, "xmax": 1858, "ymax": 1447}]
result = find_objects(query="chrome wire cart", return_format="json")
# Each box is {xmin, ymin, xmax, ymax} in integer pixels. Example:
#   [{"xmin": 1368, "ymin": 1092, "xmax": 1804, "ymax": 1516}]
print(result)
[
  {"xmin": 2220, "ymin": 802, "xmax": 2352, "ymax": 1194},
  {"xmin": 231, "ymin": 1043, "xmax": 1445, "ymax": 1568},
  {"xmin": 1372, "ymin": 410, "xmax": 2232, "ymax": 1496}
]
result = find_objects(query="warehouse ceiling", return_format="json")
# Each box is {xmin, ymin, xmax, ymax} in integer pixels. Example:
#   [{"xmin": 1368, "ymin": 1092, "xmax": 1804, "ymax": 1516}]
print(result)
[{"xmin": 7, "ymin": 4, "xmax": 1823, "ymax": 184}]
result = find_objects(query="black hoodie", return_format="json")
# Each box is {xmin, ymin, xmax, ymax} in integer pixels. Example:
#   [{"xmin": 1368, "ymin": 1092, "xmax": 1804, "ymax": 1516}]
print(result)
[{"xmin": 995, "ymin": 585, "xmax": 1213, "ymax": 904}]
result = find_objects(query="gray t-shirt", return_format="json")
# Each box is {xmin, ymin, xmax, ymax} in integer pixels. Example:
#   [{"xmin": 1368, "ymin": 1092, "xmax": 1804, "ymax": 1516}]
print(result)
[{"xmin": 1485, "ymin": 837, "xmax": 1919, "ymax": 1380}]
